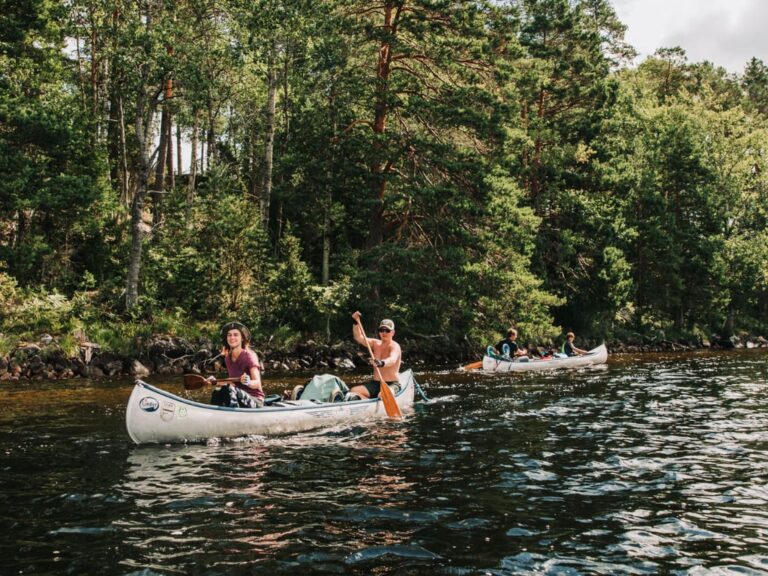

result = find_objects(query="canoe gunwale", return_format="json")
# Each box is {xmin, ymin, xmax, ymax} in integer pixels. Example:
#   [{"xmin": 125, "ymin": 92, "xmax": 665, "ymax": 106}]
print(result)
[{"xmin": 132, "ymin": 372, "xmax": 412, "ymax": 413}]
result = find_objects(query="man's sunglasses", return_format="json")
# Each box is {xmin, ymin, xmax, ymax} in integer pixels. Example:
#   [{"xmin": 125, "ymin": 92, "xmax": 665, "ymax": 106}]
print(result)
[{"xmin": 378, "ymin": 327, "xmax": 392, "ymax": 333}]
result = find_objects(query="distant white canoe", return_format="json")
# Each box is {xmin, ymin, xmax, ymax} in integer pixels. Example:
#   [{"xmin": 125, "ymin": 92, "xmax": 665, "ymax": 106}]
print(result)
[
  {"xmin": 126, "ymin": 369, "xmax": 416, "ymax": 445},
  {"xmin": 481, "ymin": 344, "xmax": 608, "ymax": 373}
]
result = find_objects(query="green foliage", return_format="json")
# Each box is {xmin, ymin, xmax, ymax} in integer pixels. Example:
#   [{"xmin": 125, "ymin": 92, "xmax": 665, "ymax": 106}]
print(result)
[
  {"xmin": 2, "ymin": 290, "xmax": 72, "ymax": 336},
  {"xmin": 265, "ymin": 324, "xmax": 304, "ymax": 351},
  {"xmin": 0, "ymin": 266, "xmax": 20, "ymax": 317},
  {"xmin": 0, "ymin": 275, "xmax": 101, "ymax": 351},
  {"xmin": 265, "ymin": 226, "xmax": 316, "ymax": 330},
  {"xmin": 145, "ymin": 169, "xmax": 272, "ymax": 321},
  {"xmin": 465, "ymin": 169, "xmax": 563, "ymax": 345},
  {"xmin": 0, "ymin": 334, "xmax": 15, "ymax": 357},
  {"xmin": 311, "ymin": 277, "xmax": 352, "ymax": 342},
  {"xmin": 57, "ymin": 333, "xmax": 81, "ymax": 358},
  {"xmin": 0, "ymin": 0, "xmax": 114, "ymax": 291},
  {"xmin": 596, "ymin": 246, "xmax": 634, "ymax": 322},
  {"xmin": 1, "ymin": 0, "xmax": 767, "ymax": 357},
  {"xmin": 742, "ymin": 58, "xmax": 768, "ymax": 117}
]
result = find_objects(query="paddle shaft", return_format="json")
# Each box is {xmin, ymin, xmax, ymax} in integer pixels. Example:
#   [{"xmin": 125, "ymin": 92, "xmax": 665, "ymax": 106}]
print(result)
[
  {"xmin": 211, "ymin": 377, "xmax": 241, "ymax": 385},
  {"xmin": 183, "ymin": 374, "xmax": 241, "ymax": 390},
  {"xmin": 355, "ymin": 318, "xmax": 402, "ymax": 419}
]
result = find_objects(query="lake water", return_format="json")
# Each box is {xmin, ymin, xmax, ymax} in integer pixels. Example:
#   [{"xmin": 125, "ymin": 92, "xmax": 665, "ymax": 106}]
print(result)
[{"xmin": 1, "ymin": 350, "xmax": 767, "ymax": 575}]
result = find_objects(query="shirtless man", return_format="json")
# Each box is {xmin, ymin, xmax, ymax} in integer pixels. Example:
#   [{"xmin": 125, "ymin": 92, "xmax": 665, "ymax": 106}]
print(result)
[{"xmin": 350, "ymin": 311, "xmax": 402, "ymax": 399}]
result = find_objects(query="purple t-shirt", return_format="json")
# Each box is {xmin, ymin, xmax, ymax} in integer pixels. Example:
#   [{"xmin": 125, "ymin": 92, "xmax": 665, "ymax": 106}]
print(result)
[{"xmin": 225, "ymin": 348, "xmax": 264, "ymax": 399}]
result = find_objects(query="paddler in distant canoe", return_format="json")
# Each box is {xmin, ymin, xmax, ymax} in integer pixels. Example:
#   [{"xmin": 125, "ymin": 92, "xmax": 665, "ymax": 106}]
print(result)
[
  {"xmin": 493, "ymin": 327, "xmax": 528, "ymax": 359},
  {"xmin": 561, "ymin": 331, "xmax": 588, "ymax": 357}
]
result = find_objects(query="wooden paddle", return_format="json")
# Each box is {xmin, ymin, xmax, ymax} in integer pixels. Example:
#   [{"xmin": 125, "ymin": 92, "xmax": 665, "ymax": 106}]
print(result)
[
  {"xmin": 354, "ymin": 317, "xmax": 402, "ymax": 419},
  {"xmin": 183, "ymin": 374, "xmax": 240, "ymax": 390},
  {"xmin": 462, "ymin": 360, "xmax": 482, "ymax": 371}
]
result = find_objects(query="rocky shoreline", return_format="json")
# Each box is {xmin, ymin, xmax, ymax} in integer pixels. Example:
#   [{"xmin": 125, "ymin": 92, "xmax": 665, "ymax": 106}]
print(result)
[{"xmin": 1, "ymin": 333, "xmax": 766, "ymax": 382}]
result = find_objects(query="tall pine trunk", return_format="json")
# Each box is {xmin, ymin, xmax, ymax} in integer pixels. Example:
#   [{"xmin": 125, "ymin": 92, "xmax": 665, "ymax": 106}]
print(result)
[
  {"xmin": 176, "ymin": 122, "xmax": 182, "ymax": 179},
  {"xmin": 165, "ymin": 109, "xmax": 174, "ymax": 190},
  {"xmin": 366, "ymin": 3, "xmax": 399, "ymax": 252},
  {"xmin": 117, "ymin": 95, "xmax": 130, "ymax": 205},
  {"xmin": 188, "ymin": 110, "xmax": 199, "ymax": 210},
  {"xmin": 152, "ymin": 74, "xmax": 174, "ymax": 228},
  {"xmin": 322, "ymin": 90, "xmax": 337, "ymax": 286},
  {"xmin": 206, "ymin": 103, "xmax": 216, "ymax": 169},
  {"xmin": 261, "ymin": 41, "xmax": 277, "ymax": 232},
  {"xmin": 152, "ymin": 104, "xmax": 168, "ymax": 225},
  {"xmin": 126, "ymin": 88, "xmax": 157, "ymax": 311}
]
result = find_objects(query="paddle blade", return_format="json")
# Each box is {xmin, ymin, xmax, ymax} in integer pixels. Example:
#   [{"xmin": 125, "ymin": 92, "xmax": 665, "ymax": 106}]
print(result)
[
  {"xmin": 379, "ymin": 380, "xmax": 403, "ymax": 419},
  {"xmin": 462, "ymin": 360, "xmax": 482, "ymax": 371},
  {"xmin": 183, "ymin": 374, "xmax": 209, "ymax": 390}
]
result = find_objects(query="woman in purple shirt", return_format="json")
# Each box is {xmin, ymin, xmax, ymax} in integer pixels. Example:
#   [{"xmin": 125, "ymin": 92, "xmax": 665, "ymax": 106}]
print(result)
[{"xmin": 210, "ymin": 322, "xmax": 265, "ymax": 408}]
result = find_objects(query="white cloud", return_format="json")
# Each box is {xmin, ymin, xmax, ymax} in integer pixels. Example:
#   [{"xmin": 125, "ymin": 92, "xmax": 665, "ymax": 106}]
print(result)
[{"xmin": 612, "ymin": 0, "xmax": 767, "ymax": 74}]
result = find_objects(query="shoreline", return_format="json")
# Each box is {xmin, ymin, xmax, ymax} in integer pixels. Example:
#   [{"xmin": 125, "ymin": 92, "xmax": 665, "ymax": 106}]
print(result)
[{"xmin": 1, "ymin": 334, "xmax": 766, "ymax": 382}]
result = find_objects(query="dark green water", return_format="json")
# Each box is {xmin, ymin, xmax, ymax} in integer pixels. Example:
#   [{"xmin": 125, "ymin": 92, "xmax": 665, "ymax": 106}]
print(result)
[{"xmin": 1, "ymin": 350, "xmax": 767, "ymax": 575}]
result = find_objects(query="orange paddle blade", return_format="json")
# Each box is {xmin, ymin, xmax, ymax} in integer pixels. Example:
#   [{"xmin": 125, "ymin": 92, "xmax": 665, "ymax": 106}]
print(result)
[
  {"xmin": 462, "ymin": 360, "xmax": 482, "ymax": 371},
  {"xmin": 379, "ymin": 378, "xmax": 403, "ymax": 419}
]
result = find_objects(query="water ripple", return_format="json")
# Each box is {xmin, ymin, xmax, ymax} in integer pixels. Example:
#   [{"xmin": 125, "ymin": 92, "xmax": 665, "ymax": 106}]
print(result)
[{"xmin": 1, "ymin": 351, "xmax": 768, "ymax": 574}]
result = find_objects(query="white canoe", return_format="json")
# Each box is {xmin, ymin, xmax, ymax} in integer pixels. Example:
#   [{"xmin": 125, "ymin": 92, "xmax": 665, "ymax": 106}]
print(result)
[
  {"xmin": 126, "ymin": 369, "xmax": 416, "ymax": 445},
  {"xmin": 481, "ymin": 344, "xmax": 608, "ymax": 373}
]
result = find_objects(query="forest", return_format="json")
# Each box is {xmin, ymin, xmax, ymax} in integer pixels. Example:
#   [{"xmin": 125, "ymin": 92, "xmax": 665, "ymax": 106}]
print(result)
[{"xmin": 2, "ymin": 0, "xmax": 767, "ymax": 359}]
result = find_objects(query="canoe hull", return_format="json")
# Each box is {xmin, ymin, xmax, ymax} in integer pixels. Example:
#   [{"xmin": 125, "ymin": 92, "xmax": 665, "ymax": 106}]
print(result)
[
  {"xmin": 126, "ymin": 369, "xmax": 416, "ymax": 445},
  {"xmin": 481, "ymin": 344, "xmax": 608, "ymax": 373}
]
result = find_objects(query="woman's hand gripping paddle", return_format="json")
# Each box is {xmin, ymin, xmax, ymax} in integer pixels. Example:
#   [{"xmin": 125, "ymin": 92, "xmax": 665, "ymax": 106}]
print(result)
[{"xmin": 183, "ymin": 374, "xmax": 239, "ymax": 391}]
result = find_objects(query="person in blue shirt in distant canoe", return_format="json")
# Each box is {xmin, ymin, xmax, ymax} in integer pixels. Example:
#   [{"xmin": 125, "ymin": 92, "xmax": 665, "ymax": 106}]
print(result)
[
  {"xmin": 493, "ymin": 328, "xmax": 527, "ymax": 358},
  {"xmin": 562, "ymin": 331, "xmax": 588, "ymax": 357}
]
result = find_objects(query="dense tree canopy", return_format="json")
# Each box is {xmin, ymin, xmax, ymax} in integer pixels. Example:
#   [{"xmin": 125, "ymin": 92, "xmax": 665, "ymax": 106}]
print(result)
[{"xmin": 1, "ymin": 0, "xmax": 766, "ymax": 353}]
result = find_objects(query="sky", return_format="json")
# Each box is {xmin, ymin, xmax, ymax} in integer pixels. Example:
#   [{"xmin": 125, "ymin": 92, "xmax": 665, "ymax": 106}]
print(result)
[{"xmin": 611, "ymin": 0, "xmax": 768, "ymax": 74}]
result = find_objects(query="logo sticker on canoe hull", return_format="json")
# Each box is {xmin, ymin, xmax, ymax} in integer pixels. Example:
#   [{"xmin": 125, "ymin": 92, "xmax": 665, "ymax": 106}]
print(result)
[
  {"xmin": 161, "ymin": 401, "xmax": 176, "ymax": 422},
  {"xmin": 139, "ymin": 397, "xmax": 160, "ymax": 412}
]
